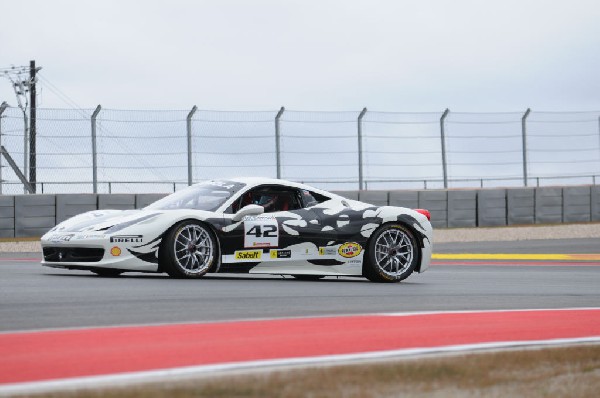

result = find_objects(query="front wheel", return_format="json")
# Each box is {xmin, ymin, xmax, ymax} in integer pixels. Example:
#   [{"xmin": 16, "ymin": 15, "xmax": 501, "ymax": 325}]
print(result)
[
  {"xmin": 160, "ymin": 220, "xmax": 217, "ymax": 278},
  {"xmin": 363, "ymin": 224, "xmax": 418, "ymax": 283}
]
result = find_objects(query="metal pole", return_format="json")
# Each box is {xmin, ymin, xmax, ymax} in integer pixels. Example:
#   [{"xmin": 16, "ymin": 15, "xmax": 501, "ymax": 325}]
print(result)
[
  {"xmin": 91, "ymin": 105, "xmax": 101, "ymax": 193},
  {"xmin": 521, "ymin": 108, "xmax": 531, "ymax": 187},
  {"xmin": 187, "ymin": 105, "xmax": 198, "ymax": 186},
  {"xmin": 29, "ymin": 60, "xmax": 38, "ymax": 193},
  {"xmin": 0, "ymin": 102, "xmax": 8, "ymax": 195},
  {"xmin": 357, "ymin": 107, "xmax": 367, "ymax": 190},
  {"xmin": 22, "ymin": 110, "xmax": 28, "ymax": 193},
  {"xmin": 440, "ymin": 108, "xmax": 450, "ymax": 189},
  {"xmin": 275, "ymin": 107, "xmax": 285, "ymax": 179}
]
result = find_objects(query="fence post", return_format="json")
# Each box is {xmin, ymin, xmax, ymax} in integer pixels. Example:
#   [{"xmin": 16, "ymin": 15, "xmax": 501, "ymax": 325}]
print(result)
[
  {"xmin": 187, "ymin": 105, "xmax": 198, "ymax": 186},
  {"xmin": 440, "ymin": 108, "xmax": 450, "ymax": 189},
  {"xmin": 357, "ymin": 107, "xmax": 367, "ymax": 190},
  {"xmin": 91, "ymin": 105, "xmax": 101, "ymax": 194},
  {"xmin": 0, "ymin": 102, "xmax": 8, "ymax": 194},
  {"xmin": 275, "ymin": 107, "xmax": 285, "ymax": 179},
  {"xmin": 521, "ymin": 108, "xmax": 531, "ymax": 187}
]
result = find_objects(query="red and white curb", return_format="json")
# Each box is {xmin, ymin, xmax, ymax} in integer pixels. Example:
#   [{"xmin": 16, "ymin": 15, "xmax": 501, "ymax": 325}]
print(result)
[{"xmin": 1, "ymin": 308, "xmax": 599, "ymax": 395}]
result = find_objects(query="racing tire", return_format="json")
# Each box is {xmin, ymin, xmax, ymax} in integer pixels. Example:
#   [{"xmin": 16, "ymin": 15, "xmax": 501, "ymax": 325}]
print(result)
[
  {"xmin": 92, "ymin": 269, "xmax": 123, "ymax": 277},
  {"xmin": 160, "ymin": 220, "xmax": 218, "ymax": 279},
  {"xmin": 363, "ymin": 223, "xmax": 418, "ymax": 283},
  {"xmin": 292, "ymin": 275, "xmax": 324, "ymax": 281}
]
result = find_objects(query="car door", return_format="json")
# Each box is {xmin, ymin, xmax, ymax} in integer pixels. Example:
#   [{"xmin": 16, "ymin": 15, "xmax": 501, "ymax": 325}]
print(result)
[{"xmin": 219, "ymin": 185, "xmax": 322, "ymax": 264}]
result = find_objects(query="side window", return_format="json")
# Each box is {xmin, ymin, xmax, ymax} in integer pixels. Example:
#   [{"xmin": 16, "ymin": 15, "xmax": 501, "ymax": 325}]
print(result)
[
  {"xmin": 255, "ymin": 189, "xmax": 301, "ymax": 213},
  {"xmin": 228, "ymin": 187, "xmax": 330, "ymax": 214},
  {"xmin": 231, "ymin": 187, "xmax": 302, "ymax": 214},
  {"xmin": 300, "ymin": 189, "xmax": 330, "ymax": 208}
]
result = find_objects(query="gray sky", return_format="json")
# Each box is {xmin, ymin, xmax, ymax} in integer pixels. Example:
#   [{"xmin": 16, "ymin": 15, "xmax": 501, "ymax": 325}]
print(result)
[{"xmin": 1, "ymin": 0, "xmax": 599, "ymax": 112}]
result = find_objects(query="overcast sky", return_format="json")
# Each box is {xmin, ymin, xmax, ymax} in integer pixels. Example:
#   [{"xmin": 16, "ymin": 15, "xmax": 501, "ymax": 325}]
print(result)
[{"xmin": 1, "ymin": 0, "xmax": 599, "ymax": 112}]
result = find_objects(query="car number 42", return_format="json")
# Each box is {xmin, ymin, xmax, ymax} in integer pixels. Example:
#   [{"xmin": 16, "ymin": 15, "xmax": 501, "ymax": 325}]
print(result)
[{"xmin": 244, "ymin": 221, "xmax": 279, "ymax": 248}]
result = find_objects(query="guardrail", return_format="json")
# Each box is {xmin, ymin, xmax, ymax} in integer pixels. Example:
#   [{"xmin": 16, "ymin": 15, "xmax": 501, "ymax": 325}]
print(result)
[
  {"xmin": 0, "ymin": 185, "xmax": 598, "ymax": 238},
  {"xmin": 1, "ymin": 174, "xmax": 599, "ymax": 195}
]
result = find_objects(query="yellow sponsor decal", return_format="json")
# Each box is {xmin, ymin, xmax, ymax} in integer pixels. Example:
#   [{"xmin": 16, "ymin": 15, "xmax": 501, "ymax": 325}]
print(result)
[
  {"xmin": 235, "ymin": 250, "xmax": 262, "ymax": 260},
  {"xmin": 432, "ymin": 253, "xmax": 600, "ymax": 261},
  {"xmin": 338, "ymin": 242, "xmax": 362, "ymax": 258},
  {"xmin": 110, "ymin": 246, "xmax": 122, "ymax": 257}
]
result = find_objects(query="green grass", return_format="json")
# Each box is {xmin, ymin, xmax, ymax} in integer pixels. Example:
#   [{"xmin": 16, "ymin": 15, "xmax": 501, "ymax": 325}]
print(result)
[{"xmin": 25, "ymin": 344, "xmax": 600, "ymax": 398}]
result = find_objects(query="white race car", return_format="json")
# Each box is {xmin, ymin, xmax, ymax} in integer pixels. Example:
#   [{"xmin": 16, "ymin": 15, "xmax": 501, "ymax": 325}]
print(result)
[{"xmin": 41, "ymin": 178, "xmax": 432, "ymax": 282}]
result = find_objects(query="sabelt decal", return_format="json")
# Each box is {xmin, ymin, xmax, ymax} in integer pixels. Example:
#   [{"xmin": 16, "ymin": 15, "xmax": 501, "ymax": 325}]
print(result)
[
  {"xmin": 270, "ymin": 249, "xmax": 291, "ymax": 259},
  {"xmin": 234, "ymin": 250, "xmax": 262, "ymax": 260},
  {"xmin": 338, "ymin": 242, "xmax": 362, "ymax": 258},
  {"xmin": 319, "ymin": 246, "xmax": 337, "ymax": 256},
  {"xmin": 110, "ymin": 235, "xmax": 143, "ymax": 243},
  {"xmin": 110, "ymin": 246, "xmax": 122, "ymax": 256}
]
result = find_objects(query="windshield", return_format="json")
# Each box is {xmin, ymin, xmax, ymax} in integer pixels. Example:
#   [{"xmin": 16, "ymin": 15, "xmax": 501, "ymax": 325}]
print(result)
[{"xmin": 145, "ymin": 180, "xmax": 246, "ymax": 211}]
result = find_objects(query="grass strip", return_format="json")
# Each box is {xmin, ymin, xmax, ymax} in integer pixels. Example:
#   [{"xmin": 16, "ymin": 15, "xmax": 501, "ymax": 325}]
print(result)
[{"xmin": 26, "ymin": 344, "xmax": 600, "ymax": 398}]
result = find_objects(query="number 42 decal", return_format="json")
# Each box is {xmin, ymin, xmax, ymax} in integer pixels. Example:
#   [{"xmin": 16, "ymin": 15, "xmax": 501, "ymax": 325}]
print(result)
[
  {"xmin": 246, "ymin": 225, "xmax": 277, "ymax": 238},
  {"xmin": 244, "ymin": 220, "xmax": 279, "ymax": 248}
]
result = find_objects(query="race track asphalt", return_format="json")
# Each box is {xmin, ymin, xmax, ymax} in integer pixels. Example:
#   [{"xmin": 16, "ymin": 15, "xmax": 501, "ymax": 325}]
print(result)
[{"xmin": 1, "ymin": 238, "xmax": 598, "ymax": 332}]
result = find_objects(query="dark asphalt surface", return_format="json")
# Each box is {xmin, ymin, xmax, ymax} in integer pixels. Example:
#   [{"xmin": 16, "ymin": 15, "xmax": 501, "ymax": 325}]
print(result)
[{"xmin": 1, "ymin": 239, "xmax": 598, "ymax": 332}]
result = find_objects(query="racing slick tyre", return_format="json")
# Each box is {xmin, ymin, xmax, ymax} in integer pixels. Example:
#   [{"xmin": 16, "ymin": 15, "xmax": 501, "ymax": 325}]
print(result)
[
  {"xmin": 292, "ymin": 275, "xmax": 324, "ymax": 281},
  {"xmin": 92, "ymin": 269, "xmax": 123, "ymax": 277},
  {"xmin": 363, "ymin": 223, "xmax": 418, "ymax": 283},
  {"xmin": 160, "ymin": 220, "xmax": 217, "ymax": 278}
]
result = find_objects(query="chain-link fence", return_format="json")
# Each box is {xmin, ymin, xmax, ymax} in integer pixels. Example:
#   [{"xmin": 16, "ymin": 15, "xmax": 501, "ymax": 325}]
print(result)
[{"xmin": 0, "ymin": 105, "xmax": 599, "ymax": 194}]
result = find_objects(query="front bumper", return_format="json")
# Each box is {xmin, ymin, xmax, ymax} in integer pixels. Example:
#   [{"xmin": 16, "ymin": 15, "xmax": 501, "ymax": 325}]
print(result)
[{"xmin": 40, "ymin": 234, "xmax": 160, "ymax": 273}]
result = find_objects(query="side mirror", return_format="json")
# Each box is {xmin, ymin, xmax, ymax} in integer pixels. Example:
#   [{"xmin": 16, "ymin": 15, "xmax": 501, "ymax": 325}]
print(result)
[{"xmin": 232, "ymin": 204, "xmax": 264, "ymax": 222}]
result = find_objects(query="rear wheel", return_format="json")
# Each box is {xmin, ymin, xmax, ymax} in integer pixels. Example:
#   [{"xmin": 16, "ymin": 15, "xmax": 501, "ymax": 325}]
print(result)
[
  {"xmin": 160, "ymin": 220, "xmax": 217, "ymax": 278},
  {"xmin": 364, "ymin": 224, "xmax": 418, "ymax": 283}
]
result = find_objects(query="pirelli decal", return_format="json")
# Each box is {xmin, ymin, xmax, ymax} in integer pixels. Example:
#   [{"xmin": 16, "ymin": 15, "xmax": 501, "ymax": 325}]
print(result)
[{"xmin": 234, "ymin": 250, "xmax": 262, "ymax": 260}]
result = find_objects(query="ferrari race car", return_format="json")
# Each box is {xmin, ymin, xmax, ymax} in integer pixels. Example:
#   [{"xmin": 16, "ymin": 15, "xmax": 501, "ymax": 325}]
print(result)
[{"xmin": 41, "ymin": 178, "xmax": 433, "ymax": 282}]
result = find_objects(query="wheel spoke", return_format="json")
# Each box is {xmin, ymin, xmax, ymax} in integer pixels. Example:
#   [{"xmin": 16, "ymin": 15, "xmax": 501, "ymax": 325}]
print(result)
[
  {"xmin": 373, "ymin": 227, "xmax": 415, "ymax": 278},
  {"xmin": 173, "ymin": 225, "xmax": 214, "ymax": 274}
]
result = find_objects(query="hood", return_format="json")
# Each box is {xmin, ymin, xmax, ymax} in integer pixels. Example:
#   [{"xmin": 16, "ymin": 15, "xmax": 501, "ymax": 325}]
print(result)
[{"xmin": 49, "ymin": 209, "xmax": 163, "ymax": 234}]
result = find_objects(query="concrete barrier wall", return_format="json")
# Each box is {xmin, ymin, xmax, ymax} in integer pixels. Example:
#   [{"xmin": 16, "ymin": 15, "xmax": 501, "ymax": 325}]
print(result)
[
  {"xmin": 448, "ymin": 190, "xmax": 477, "ymax": 228},
  {"xmin": 358, "ymin": 191, "xmax": 389, "ymax": 206},
  {"xmin": 507, "ymin": 188, "xmax": 535, "ymax": 225},
  {"xmin": 477, "ymin": 189, "xmax": 507, "ymax": 227},
  {"xmin": 332, "ymin": 190, "xmax": 359, "ymax": 200},
  {"xmin": 135, "ymin": 194, "xmax": 168, "ymax": 209},
  {"xmin": 56, "ymin": 194, "xmax": 98, "ymax": 224},
  {"xmin": 593, "ymin": 186, "xmax": 600, "ymax": 222},
  {"xmin": 0, "ymin": 196, "xmax": 14, "ymax": 238},
  {"xmin": 418, "ymin": 191, "xmax": 448, "ymax": 228},
  {"xmin": 1, "ymin": 185, "xmax": 598, "ymax": 237},
  {"xmin": 15, "ymin": 195, "xmax": 56, "ymax": 237},
  {"xmin": 98, "ymin": 194, "xmax": 136, "ymax": 210},
  {"xmin": 563, "ymin": 186, "xmax": 591, "ymax": 223},
  {"xmin": 535, "ymin": 187, "xmax": 563, "ymax": 224},
  {"xmin": 388, "ymin": 191, "xmax": 419, "ymax": 209}
]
